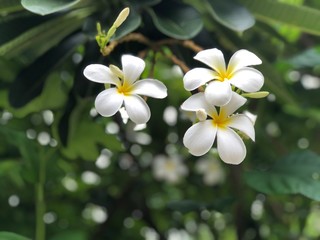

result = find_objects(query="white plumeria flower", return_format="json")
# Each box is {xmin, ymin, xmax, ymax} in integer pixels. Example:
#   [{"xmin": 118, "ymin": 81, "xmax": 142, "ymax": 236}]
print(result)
[
  {"xmin": 196, "ymin": 157, "xmax": 225, "ymax": 186},
  {"xmin": 183, "ymin": 48, "xmax": 264, "ymax": 106},
  {"xmin": 83, "ymin": 55, "xmax": 167, "ymax": 124},
  {"xmin": 153, "ymin": 155, "xmax": 188, "ymax": 184},
  {"xmin": 181, "ymin": 92, "xmax": 255, "ymax": 164}
]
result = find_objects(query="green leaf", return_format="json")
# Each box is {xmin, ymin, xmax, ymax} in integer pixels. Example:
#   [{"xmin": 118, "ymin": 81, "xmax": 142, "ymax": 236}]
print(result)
[
  {"xmin": 206, "ymin": 0, "xmax": 255, "ymax": 32},
  {"xmin": 0, "ymin": 70, "xmax": 68, "ymax": 117},
  {"xmin": 245, "ymin": 151, "xmax": 320, "ymax": 201},
  {"xmin": 167, "ymin": 197, "xmax": 234, "ymax": 214},
  {"xmin": 147, "ymin": 1, "xmax": 203, "ymax": 40},
  {"xmin": 0, "ymin": 13, "xmax": 44, "ymax": 46},
  {"xmin": 129, "ymin": 0, "xmax": 162, "ymax": 7},
  {"xmin": 0, "ymin": 0, "xmax": 23, "ymax": 14},
  {"xmin": 21, "ymin": 0, "xmax": 80, "ymax": 15},
  {"xmin": 0, "ymin": 160, "xmax": 24, "ymax": 187},
  {"xmin": 167, "ymin": 200, "xmax": 205, "ymax": 213},
  {"xmin": 0, "ymin": 126, "xmax": 39, "ymax": 183},
  {"xmin": 0, "ymin": 232, "xmax": 31, "ymax": 240},
  {"xmin": 0, "ymin": 8, "xmax": 92, "ymax": 60},
  {"xmin": 8, "ymin": 32, "xmax": 86, "ymax": 108},
  {"xmin": 285, "ymin": 47, "xmax": 320, "ymax": 68},
  {"xmin": 241, "ymin": 0, "xmax": 320, "ymax": 36},
  {"xmin": 49, "ymin": 230, "xmax": 87, "ymax": 240},
  {"xmin": 60, "ymin": 99, "xmax": 123, "ymax": 160},
  {"xmin": 258, "ymin": 56, "xmax": 297, "ymax": 105}
]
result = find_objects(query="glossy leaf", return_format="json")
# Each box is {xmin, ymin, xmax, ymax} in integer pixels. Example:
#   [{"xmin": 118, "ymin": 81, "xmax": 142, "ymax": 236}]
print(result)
[
  {"xmin": 245, "ymin": 151, "xmax": 320, "ymax": 201},
  {"xmin": 206, "ymin": 0, "xmax": 255, "ymax": 32},
  {"xmin": 147, "ymin": 1, "xmax": 203, "ymax": 40},
  {"xmin": 21, "ymin": 0, "xmax": 80, "ymax": 15},
  {"xmin": 241, "ymin": 0, "xmax": 320, "ymax": 35},
  {"xmin": 0, "ymin": 232, "xmax": 31, "ymax": 240}
]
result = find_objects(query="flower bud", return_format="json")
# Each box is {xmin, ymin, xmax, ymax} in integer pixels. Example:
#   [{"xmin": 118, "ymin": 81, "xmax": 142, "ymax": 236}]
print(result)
[
  {"xmin": 196, "ymin": 109, "xmax": 207, "ymax": 122},
  {"xmin": 114, "ymin": 7, "xmax": 130, "ymax": 28},
  {"xmin": 242, "ymin": 91, "xmax": 269, "ymax": 99},
  {"xmin": 109, "ymin": 64, "xmax": 124, "ymax": 79}
]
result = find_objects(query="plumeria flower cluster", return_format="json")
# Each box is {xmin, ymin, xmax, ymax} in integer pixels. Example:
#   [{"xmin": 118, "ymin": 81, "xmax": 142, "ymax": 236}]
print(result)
[
  {"xmin": 83, "ymin": 55, "xmax": 167, "ymax": 124},
  {"xmin": 181, "ymin": 48, "xmax": 267, "ymax": 164}
]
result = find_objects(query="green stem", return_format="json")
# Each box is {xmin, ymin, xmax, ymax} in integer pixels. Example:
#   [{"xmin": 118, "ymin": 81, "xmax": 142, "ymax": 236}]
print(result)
[{"xmin": 35, "ymin": 151, "xmax": 46, "ymax": 240}]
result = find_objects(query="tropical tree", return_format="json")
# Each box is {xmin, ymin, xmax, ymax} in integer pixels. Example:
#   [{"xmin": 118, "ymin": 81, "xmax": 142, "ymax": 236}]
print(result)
[{"xmin": 1, "ymin": 0, "xmax": 320, "ymax": 239}]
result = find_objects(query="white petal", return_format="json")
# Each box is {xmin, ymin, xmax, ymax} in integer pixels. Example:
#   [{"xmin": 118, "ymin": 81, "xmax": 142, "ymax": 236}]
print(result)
[
  {"xmin": 83, "ymin": 64, "xmax": 120, "ymax": 86},
  {"xmin": 124, "ymin": 95, "xmax": 150, "ymax": 124},
  {"xmin": 221, "ymin": 92, "xmax": 247, "ymax": 116},
  {"xmin": 95, "ymin": 88, "xmax": 123, "ymax": 117},
  {"xmin": 217, "ymin": 128, "xmax": 246, "ymax": 165},
  {"xmin": 228, "ymin": 115, "xmax": 255, "ymax": 141},
  {"xmin": 132, "ymin": 79, "xmax": 167, "ymax": 98},
  {"xmin": 180, "ymin": 93, "xmax": 216, "ymax": 116},
  {"xmin": 183, "ymin": 120, "xmax": 217, "ymax": 156},
  {"xmin": 122, "ymin": 55, "xmax": 145, "ymax": 85},
  {"xmin": 183, "ymin": 68, "xmax": 217, "ymax": 91},
  {"xmin": 205, "ymin": 81, "xmax": 232, "ymax": 106},
  {"xmin": 194, "ymin": 48, "xmax": 226, "ymax": 74},
  {"xmin": 228, "ymin": 49, "xmax": 262, "ymax": 74},
  {"xmin": 229, "ymin": 67, "xmax": 264, "ymax": 92},
  {"xmin": 243, "ymin": 111, "xmax": 257, "ymax": 125}
]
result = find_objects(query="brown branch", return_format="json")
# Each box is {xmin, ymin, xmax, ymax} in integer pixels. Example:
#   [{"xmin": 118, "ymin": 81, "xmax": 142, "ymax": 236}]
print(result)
[
  {"xmin": 163, "ymin": 52, "xmax": 190, "ymax": 74},
  {"xmin": 101, "ymin": 33, "xmax": 204, "ymax": 56},
  {"xmin": 182, "ymin": 40, "xmax": 204, "ymax": 53}
]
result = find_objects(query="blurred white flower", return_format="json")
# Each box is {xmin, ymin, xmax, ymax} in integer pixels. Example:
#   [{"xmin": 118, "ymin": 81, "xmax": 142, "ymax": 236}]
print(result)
[
  {"xmin": 181, "ymin": 92, "xmax": 255, "ymax": 164},
  {"xmin": 196, "ymin": 157, "xmax": 225, "ymax": 186},
  {"xmin": 183, "ymin": 48, "xmax": 264, "ymax": 106},
  {"xmin": 168, "ymin": 228, "xmax": 191, "ymax": 240},
  {"xmin": 83, "ymin": 55, "xmax": 167, "ymax": 124},
  {"xmin": 153, "ymin": 155, "xmax": 188, "ymax": 183}
]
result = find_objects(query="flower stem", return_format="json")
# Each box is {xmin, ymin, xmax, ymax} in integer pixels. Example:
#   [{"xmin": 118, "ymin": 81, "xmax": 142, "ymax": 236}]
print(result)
[{"xmin": 35, "ymin": 153, "xmax": 46, "ymax": 240}]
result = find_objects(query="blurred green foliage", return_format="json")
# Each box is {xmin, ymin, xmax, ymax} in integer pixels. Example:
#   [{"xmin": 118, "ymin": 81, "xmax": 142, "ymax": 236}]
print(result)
[{"xmin": 1, "ymin": 0, "xmax": 320, "ymax": 239}]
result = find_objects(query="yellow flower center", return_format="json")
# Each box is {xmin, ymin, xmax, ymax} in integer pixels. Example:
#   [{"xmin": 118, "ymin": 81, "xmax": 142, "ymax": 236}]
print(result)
[
  {"xmin": 164, "ymin": 160, "xmax": 175, "ymax": 171},
  {"xmin": 117, "ymin": 81, "xmax": 133, "ymax": 96},
  {"xmin": 216, "ymin": 68, "xmax": 233, "ymax": 82},
  {"xmin": 212, "ymin": 109, "xmax": 230, "ymax": 128}
]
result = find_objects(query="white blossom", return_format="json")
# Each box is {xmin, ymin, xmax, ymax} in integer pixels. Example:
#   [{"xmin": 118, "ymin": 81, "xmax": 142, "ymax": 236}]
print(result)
[
  {"xmin": 152, "ymin": 155, "xmax": 188, "ymax": 183},
  {"xmin": 83, "ymin": 55, "xmax": 167, "ymax": 124},
  {"xmin": 181, "ymin": 92, "xmax": 255, "ymax": 164},
  {"xmin": 196, "ymin": 157, "xmax": 225, "ymax": 186},
  {"xmin": 183, "ymin": 48, "xmax": 264, "ymax": 106}
]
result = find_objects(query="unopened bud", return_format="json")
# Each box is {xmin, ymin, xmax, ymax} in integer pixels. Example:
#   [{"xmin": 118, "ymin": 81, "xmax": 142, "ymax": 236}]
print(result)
[
  {"xmin": 196, "ymin": 109, "xmax": 207, "ymax": 122},
  {"xmin": 109, "ymin": 64, "xmax": 123, "ymax": 79},
  {"xmin": 114, "ymin": 7, "xmax": 130, "ymax": 28},
  {"xmin": 242, "ymin": 91, "xmax": 269, "ymax": 99}
]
